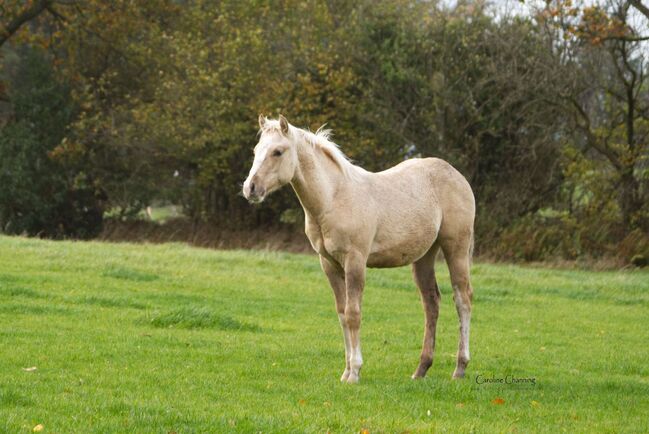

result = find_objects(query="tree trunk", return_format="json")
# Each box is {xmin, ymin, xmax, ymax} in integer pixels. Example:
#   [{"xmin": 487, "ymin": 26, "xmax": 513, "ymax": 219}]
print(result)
[{"xmin": 619, "ymin": 170, "xmax": 640, "ymax": 231}]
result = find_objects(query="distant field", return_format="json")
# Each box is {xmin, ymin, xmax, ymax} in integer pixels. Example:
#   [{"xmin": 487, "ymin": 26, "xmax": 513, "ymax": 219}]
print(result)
[{"xmin": 0, "ymin": 235, "xmax": 648, "ymax": 433}]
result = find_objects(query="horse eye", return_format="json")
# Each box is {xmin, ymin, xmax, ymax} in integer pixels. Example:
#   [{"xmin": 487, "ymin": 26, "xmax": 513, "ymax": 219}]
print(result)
[{"xmin": 272, "ymin": 150, "xmax": 283, "ymax": 157}]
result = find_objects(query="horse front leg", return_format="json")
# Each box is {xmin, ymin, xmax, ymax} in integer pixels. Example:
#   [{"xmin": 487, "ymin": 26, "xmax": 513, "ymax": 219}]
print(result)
[
  {"xmin": 320, "ymin": 255, "xmax": 351, "ymax": 382},
  {"xmin": 343, "ymin": 251, "xmax": 366, "ymax": 384}
]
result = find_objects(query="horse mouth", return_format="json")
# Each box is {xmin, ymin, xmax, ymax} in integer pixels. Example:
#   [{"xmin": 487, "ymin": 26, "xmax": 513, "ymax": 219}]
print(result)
[{"xmin": 248, "ymin": 194, "xmax": 265, "ymax": 204}]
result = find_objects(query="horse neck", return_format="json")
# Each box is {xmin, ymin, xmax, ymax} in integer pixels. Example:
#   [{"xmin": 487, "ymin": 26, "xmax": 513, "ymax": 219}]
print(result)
[{"xmin": 290, "ymin": 138, "xmax": 344, "ymax": 219}]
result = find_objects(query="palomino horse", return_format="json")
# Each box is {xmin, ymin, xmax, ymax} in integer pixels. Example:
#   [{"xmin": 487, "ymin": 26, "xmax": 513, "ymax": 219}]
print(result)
[{"xmin": 243, "ymin": 115, "xmax": 475, "ymax": 384}]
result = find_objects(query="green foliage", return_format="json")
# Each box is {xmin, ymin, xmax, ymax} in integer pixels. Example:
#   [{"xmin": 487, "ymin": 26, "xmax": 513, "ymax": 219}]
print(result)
[
  {"xmin": 52, "ymin": 1, "xmax": 568, "ymax": 229},
  {"xmin": 0, "ymin": 48, "xmax": 103, "ymax": 238},
  {"xmin": 1, "ymin": 0, "xmax": 646, "ymax": 261}
]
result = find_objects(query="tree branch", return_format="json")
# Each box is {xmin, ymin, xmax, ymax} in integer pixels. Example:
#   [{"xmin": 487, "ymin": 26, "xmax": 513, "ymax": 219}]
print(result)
[
  {"xmin": 629, "ymin": 0, "xmax": 649, "ymax": 20},
  {"xmin": 0, "ymin": 0, "xmax": 51, "ymax": 48},
  {"xmin": 567, "ymin": 96, "xmax": 623, "ymax": 171},
  {"xmin": 603, "ymin": 34, "xmax": 649, "ymax": 42}
]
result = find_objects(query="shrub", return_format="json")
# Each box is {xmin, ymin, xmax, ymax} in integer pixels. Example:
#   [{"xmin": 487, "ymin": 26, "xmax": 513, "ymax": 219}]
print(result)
[{"xmin": 0, "ymin": 48, "xmax": 104, "ymax": 238}]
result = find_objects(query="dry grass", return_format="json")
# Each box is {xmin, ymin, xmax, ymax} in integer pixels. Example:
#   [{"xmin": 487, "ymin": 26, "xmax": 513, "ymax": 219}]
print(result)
[{"xmin": 99, "ymin": 218, "xmax": 312, "ymax": 253}]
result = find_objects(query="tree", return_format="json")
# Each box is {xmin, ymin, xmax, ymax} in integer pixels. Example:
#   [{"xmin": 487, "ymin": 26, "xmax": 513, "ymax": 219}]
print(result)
[
  {"xmin": 348, "ymin": 2, "xmax": 571, "ymax": 240},
  {"xmin": 543, "ymin": 0, "xmax": 649, "ymax": 232},
  {"xmin": 0, "ymin": 47, "xmax": 104, "ymax": 237}
]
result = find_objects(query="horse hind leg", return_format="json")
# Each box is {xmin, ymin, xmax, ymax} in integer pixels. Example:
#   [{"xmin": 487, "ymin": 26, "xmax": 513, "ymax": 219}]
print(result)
[
  {"xmin": 411, "ymin": 242, "xmax": 441, "ymax": 379},
  {"xmin": 441, "ymin": 235, "xmax": 474, "ymax": 379}
]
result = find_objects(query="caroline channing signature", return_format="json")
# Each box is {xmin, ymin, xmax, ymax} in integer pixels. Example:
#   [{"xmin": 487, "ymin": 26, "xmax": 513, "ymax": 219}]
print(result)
[{"xmin": 474, "ymin": 374, "xmax": 537, "ymax": 386}]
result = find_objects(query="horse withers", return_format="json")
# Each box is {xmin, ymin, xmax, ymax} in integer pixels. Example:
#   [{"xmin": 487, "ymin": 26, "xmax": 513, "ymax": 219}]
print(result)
[{"xmin": 243, "ymin": 115, "xmax": 475, "ymax": 384}]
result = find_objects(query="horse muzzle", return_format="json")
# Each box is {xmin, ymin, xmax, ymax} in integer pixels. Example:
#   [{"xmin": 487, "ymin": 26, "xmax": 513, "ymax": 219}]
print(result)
[{"xmin": 243, "ymin": 179, "xmax": 266, "ymax": 203}]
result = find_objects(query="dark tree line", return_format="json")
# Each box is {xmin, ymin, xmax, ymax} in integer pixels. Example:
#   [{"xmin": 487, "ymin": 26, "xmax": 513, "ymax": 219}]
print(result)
[{"xmin": 0, "ymin": 0, "xmax": 647, "ymax": 263}]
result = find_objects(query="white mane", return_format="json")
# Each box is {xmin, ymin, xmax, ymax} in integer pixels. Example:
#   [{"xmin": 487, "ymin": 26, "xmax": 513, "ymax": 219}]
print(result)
[{"xmin": 261, "ymin": 119, "xmax": 363, "ymax": 179}]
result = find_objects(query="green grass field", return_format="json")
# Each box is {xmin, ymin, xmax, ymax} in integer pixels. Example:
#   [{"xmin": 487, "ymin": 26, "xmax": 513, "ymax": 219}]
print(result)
[{"xmin": 1, "ymin": 235, "xmax": 648, "ymax": 433}]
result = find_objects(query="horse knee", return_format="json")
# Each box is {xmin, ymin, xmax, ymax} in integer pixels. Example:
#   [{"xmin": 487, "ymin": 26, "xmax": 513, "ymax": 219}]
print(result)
[
  {"xmin": 344, "ymin": 305, "xmax": 361, "ymax": 329},
  {"xmin": 452, "ymin": 284, "xmax": 472, "ymax": 310}
]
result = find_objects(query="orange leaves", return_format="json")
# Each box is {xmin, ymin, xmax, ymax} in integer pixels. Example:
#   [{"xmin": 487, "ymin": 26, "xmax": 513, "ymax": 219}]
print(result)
[
  {"xmin": 536, "ymin": 1, "xmax": 630, "ymax": 45},
  {"xmin": 491, "ymin": 397, "xmax": 505, "ymax": 405},
  {"xmin": 542, "ymin": 1, "xmax": 634, "ymax": 45}
]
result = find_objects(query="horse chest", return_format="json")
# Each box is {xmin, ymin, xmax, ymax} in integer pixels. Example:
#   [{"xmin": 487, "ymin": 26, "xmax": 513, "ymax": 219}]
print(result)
[
  {"xmin": 304, "ymin": 220, "xmax": 346, "ymax": 266},
  {"xmin": 304, "ymin": 221, "xmax": 328, "ymax": 254}
]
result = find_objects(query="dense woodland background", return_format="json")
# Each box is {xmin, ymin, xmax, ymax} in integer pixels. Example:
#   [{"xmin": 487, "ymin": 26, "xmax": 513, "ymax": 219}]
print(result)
[{"xmin": 0, "ymin": 0, "xmax": 647, "ymax": 265}]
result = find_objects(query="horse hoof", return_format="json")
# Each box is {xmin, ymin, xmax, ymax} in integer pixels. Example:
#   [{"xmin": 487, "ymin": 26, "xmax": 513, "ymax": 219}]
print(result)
[
  {"xmin": 452, "ymin": 370, "xmax": 466, "ymax": 379},
  {"xmin": 346, "ymin": 374, "xmax": 360, "ymax": 384},
  {"xmin": 340, "ymin": 369, "xmax": 350, "ymax": 382},
  {"xmin": 412, "ymin": 366, "xmax": 429, "ymax": 379}
]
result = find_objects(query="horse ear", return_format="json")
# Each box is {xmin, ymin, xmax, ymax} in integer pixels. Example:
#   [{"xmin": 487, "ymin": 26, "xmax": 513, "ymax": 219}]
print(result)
[
  {"xmin": 279, "ymin": 114, "xmax": 289, "ymax": 135},
  {"xmin": 258, "ymin": 114, "xmax": 266, "ymax": 129}
]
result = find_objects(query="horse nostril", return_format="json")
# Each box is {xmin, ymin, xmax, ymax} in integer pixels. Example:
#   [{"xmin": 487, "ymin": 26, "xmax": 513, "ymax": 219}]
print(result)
[{"xmin": 250, "ymin": 182, "xmax": 256, "ymax": 194}]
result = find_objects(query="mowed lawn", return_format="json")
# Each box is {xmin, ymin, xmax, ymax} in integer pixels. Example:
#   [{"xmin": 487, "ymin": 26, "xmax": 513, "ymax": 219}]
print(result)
[{"xmin": 0, "ymin": 236, "xmax": 648, "ymax": 433}]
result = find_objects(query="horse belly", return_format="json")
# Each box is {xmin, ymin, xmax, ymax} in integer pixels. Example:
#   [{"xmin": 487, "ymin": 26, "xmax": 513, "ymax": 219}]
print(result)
[
  {"xmin": 367, "ymin": 228, "xmax": 437, "ymax": 268},
  {"xmin": 366, "ymin": 199, "xmax": 441, "ymax": 268}
]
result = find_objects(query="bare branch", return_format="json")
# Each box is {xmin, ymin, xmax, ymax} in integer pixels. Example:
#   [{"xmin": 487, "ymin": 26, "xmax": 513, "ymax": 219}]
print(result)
[
  {"xmin": 602, "ymin": 34, "xmax": 649, "ymax": 42},
  {"xmin": 0, "ymin": 0, "xmax": 51, "ymax": 48},
  {"xmin": 567, "ymin": 96, "xmax": 623, "ymax": 170},
  {"xmin": 629, "ymin": 0, "xmax": 649, "ymax": 20}
]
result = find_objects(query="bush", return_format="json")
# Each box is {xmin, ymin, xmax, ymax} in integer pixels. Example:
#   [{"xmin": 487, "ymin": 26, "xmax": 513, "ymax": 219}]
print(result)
[
  {"xmin": 488, "ymin": 211, "xmax": 649, "ymax": 266},
  {"xmin": 0, "ymin": 48, "xmax": 104, "ymax": 238}
]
